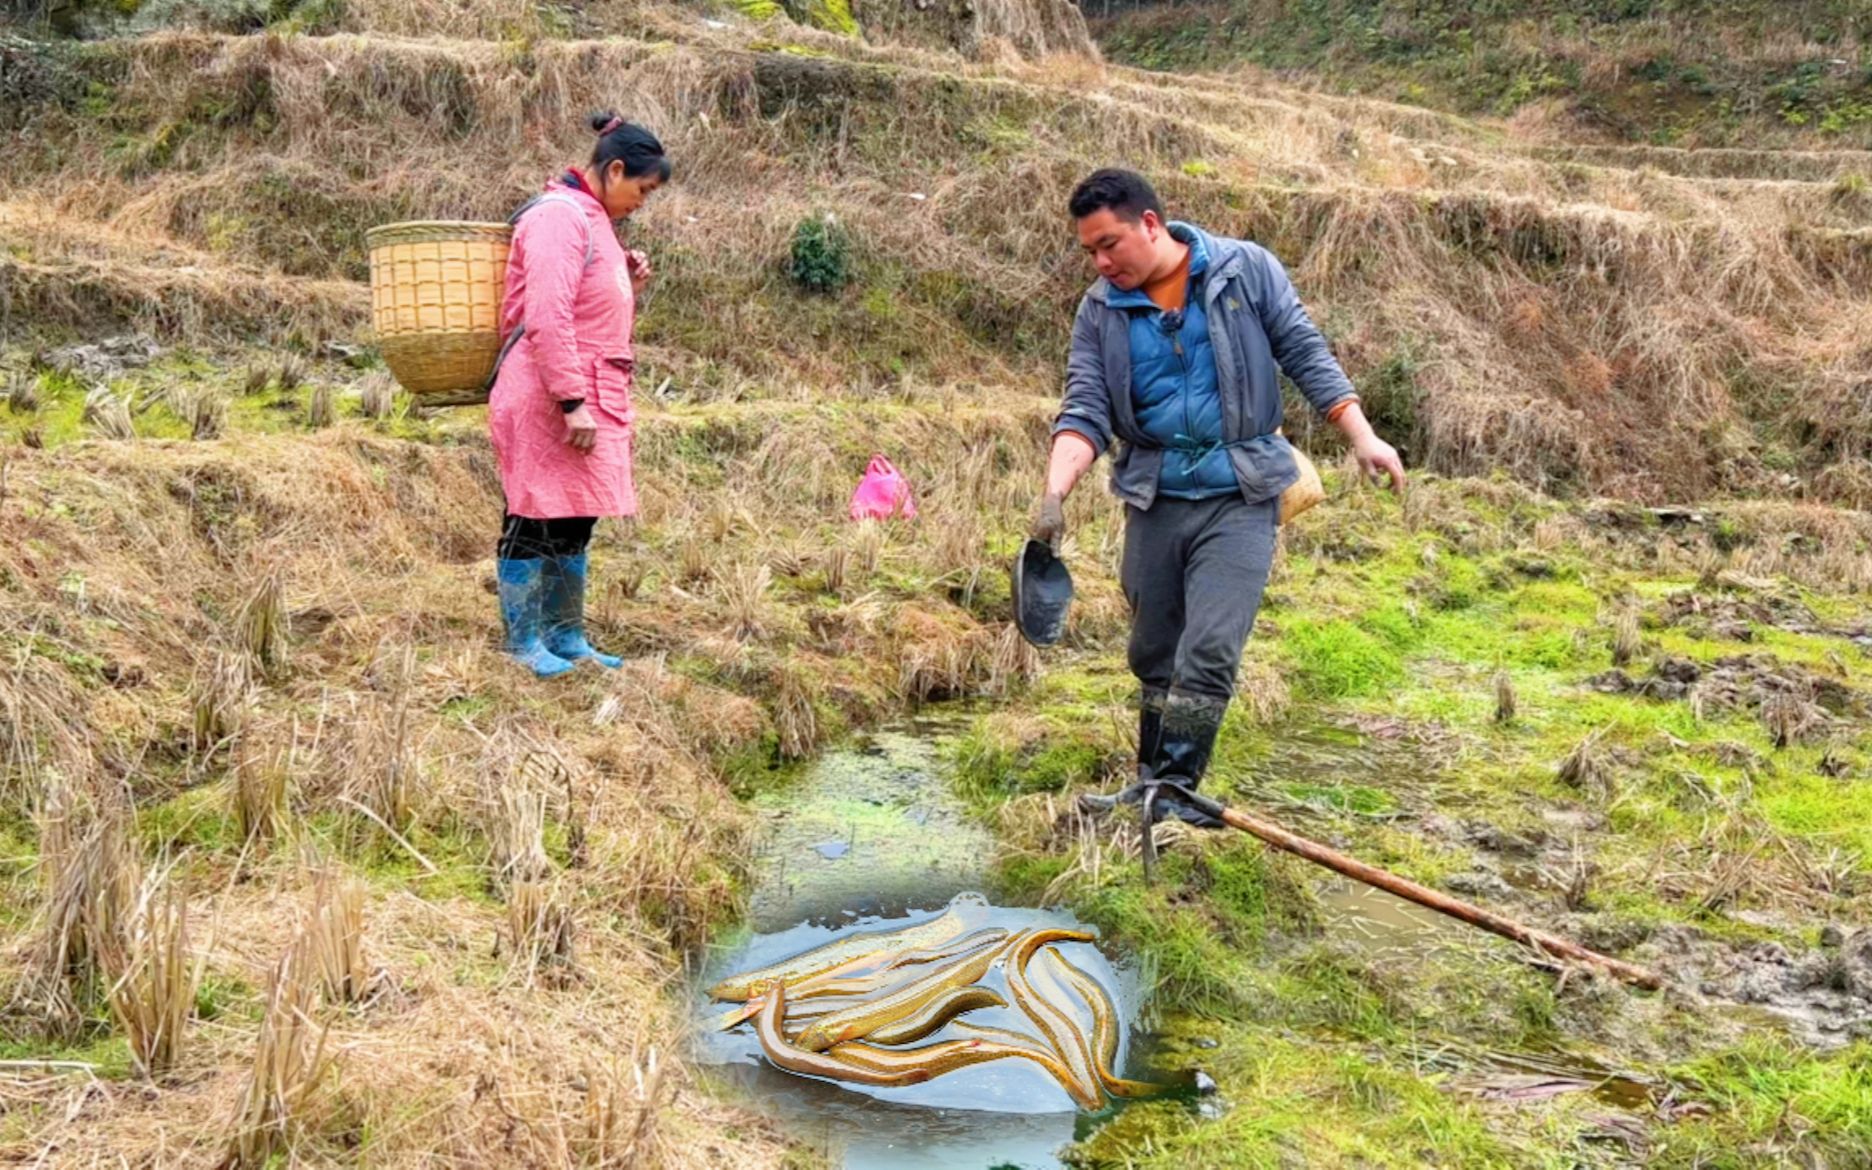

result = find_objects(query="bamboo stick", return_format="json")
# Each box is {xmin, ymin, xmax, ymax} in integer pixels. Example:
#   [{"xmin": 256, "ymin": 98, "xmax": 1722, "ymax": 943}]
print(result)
[{"xmin": 1161, "ymin": 784, "xmax": 1664, "ymax": 990}]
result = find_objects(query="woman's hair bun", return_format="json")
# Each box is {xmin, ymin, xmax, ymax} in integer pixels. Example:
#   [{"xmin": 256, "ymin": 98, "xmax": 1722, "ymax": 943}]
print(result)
[{"xmin": 589, "ymin": 109, "xmax": 622, "ymax": 136}]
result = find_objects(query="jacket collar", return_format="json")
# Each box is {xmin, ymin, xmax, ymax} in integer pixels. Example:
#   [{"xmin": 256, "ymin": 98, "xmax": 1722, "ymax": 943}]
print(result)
[
  {"xmin": 1088, "ymin": 221, "xmax": 1238, "ymax": 307},
  {"xmin": 548, "ymin": 170, "xmax": 605, "ymax": 213}
]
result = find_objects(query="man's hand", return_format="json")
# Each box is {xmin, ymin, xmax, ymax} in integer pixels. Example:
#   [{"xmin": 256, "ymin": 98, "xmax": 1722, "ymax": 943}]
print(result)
[
  {"xmin": 1031, "ymin": 492, "xmax": 1066, "ymax": 550},
  {"xmin": 563, "ymin": 402, "xmax": 598, "ymax": 453},
  {"xmin": 1353, "ymin": 434, "xmax": 1406, "ymax": 493}
]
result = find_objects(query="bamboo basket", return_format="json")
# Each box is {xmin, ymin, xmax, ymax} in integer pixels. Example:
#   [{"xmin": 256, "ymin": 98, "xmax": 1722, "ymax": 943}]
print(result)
[{"xmin": 367, "ymin": 221, "xmax": 512, "ymax": 407}]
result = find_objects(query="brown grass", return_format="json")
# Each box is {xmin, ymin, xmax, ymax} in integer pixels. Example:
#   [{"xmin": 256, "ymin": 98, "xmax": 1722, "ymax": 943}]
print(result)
[
  {"xmin": 27, "ymin": 780, "xmax": 138, "ymax": 1037},
  {"xmin": 358, "ymin": 372, "xmax": 396, "ymax": 420},
  {"xmin": 232, "ymin": 737, "xmax": 291, "ymax": 848},
  {"xmin": 223, "ymin": 932, "xmax": 334, "ymax": 1168},
  {"xmin": 506, "ymin": 877, "xmax": 579, "ymax": 988},
  {"xmin": 1557, "ymin": 728, "xmax": 1613, "ymax": 802},
  {"xmin": 1611, "ymin": 605, "xmax": 1642, "ymax": 667},
  {"xmin": 303, "ymin": 872, "xmax": 370, "ymax": 1008},
  {"xmin": 84, "ymin": 386, "xmax": 136, "ymax": 440},
  {"xmin": 237, "ymin": 566, "xmax": 290, "ymax": 682},
  {"xmin": 307, "ymin": 381, "xmax": 336, "ymax": 430},
  {"xmin": 191, "ymin": 649, "xmax": 253, "ymax": 760},
  {"xmin": 98, "ymin": 866, "xmax": 202, "ymax": 1080},
  {"xmin": 1492, "ymin": 669, "xmax": 1517, "ymax": 724}
]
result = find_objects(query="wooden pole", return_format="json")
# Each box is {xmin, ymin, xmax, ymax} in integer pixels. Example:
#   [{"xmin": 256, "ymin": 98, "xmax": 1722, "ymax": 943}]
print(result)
[{"xmin": 1162, "ymin": 785, "xmax": 1663, "ymax": 990}]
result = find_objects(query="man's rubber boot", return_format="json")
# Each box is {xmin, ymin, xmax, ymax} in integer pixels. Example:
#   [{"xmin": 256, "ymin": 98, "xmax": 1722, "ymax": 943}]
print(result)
[
  {"xmin": 1152, "ymin": 690, "xmax": 1229, "ymax": 828},
  {"xmin": 542, "ymin": 552, "xmax": 621, "ymax": 669},
  {"xmin": 1158, "ymin": 690, "xmax": 1226, "ymax": 788},
  {"xmin": 1078, "ymin": 690, "xmax": 1169, "ymax": 817},
  {"xmin": 497, "ymin": 558, "xmax": 576, "ymax": 678}
]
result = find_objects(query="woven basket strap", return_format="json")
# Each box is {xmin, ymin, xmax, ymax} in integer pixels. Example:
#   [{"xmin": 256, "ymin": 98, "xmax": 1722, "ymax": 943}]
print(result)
[{"xmin": 488, "ymin": 192, "xmax": 599, "ymax": 391}]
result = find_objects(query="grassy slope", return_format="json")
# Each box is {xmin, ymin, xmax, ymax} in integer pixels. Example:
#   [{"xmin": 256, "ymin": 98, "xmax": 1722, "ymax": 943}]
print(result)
[
  {"xmin": 4, "ymin": 23, "xmax": 1872, "ymax": 503},
  {"xmin": 1097, "ymin": 0, "xmax": 1872, "ymax": 149}
]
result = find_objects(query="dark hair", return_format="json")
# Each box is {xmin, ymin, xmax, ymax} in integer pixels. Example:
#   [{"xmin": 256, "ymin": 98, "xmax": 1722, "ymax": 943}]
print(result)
[
  {"xmin": 588, "ymin": 111, "xmax": 672, "ymax": 182},
  {"xmin": 1068, "ymin": 168, "xmax": 1162, "ymax": 223}
]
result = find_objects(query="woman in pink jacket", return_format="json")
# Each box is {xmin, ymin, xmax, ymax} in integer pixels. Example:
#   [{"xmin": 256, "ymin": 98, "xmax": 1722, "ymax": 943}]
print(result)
[{"xmin": 489, "ymin": 113, "xmax": 667, "ymax": 677}]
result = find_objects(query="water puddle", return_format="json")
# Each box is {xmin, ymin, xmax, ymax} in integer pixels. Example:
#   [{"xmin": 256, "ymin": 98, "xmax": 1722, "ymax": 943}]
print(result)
[
  {"xmin": 699, "ymin": 724, "xmax": 1145, "ymax": 1169},
  {"xmin": 743, "ymin": 724, "xmax": 991, "ymax": 931},
  {"xmin": 1316, "ymin": 877, "xmax": 1467, "ymax": 957}
]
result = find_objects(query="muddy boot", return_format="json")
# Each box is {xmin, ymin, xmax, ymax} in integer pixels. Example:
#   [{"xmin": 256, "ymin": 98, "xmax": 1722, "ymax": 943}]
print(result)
[
  {"xmin": 542, "ymin": 552, "xmax": 621, "ymax": 669},
  {"xmin": 1078, "ymin": 690, "xmax": 1168, "ymax": 817},
  {"xmin": 1148, "ymin": 691, "xmax": 1228, "ymax": 828},
  {"xmin": 1157, "ymin": 690, "xmax": 1226, "ymax": 787},
  {"xmin": 497, "ymin": 558, "xmax": 575, "ymax": 679}
]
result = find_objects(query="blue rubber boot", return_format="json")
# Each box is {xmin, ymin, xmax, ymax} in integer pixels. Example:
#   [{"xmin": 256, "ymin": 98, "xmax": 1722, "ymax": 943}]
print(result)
[
  {"xmin": 543, "ymin": 552, "xmax": 621, "ymax": 669},
  {"xmin": 497, "ymin": 558, "xmax": 575, "ymax": 678}
]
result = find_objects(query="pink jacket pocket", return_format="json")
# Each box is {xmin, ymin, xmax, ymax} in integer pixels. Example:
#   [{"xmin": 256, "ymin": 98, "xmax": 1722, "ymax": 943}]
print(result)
[{"xmin": 591, "ymin": 355, "xmax": 636, "ymax": 428}]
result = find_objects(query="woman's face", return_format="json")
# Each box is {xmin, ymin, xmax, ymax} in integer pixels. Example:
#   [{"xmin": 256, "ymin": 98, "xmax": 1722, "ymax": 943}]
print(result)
[{"xmin": 596, "ymin": 161, "xmax": 664, "ymax": 221}]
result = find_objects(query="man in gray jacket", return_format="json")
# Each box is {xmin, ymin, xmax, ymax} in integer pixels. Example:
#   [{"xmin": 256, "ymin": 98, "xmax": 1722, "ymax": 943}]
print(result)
[{"xmin": 1034, "ymin": 169, "xmax": 1404, "ymax": 819}]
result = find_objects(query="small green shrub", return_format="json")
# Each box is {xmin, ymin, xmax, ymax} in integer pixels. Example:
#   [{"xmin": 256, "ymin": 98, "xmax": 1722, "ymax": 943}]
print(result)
[{"xmin": 789, "ymin": 213, "xmax": 853, "ymax": 294}]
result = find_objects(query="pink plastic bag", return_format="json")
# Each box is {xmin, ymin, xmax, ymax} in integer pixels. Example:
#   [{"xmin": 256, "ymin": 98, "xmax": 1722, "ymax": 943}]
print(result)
[{"xmin": 848, "ymin": 454, "xmax": 918, "ymax": 521}]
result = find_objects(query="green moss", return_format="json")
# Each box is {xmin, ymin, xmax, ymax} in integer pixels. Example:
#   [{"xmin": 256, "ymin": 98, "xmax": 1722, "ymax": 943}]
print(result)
[
  {"xmin": 791, "ymin": 0, "xmax": 858, "ymax": 37},
  {"xmin": 139, "ymin": 784, "xmax": 235, "ymax": 854},
  {"xmin": 729, "ymin": 0, "xmax": 784, "ymax": 20},
  {"xmin": 1280, "ymin": 618, "xmax": 1405, "ymax": 699}
]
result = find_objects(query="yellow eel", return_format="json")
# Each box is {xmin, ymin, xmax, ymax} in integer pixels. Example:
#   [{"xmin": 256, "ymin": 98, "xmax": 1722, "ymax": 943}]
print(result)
[
  {"xmin": 709, "ymin": 908, "xmax": 967, "ymax": 1001},
  {"xmin": 792, "ymin": 931, "xmax": 1031, "ymax": 1052},
  {"xmin": 756, "ymin": 986, "xmax": 943, "ymax": 1087},
  {"xmin": 719, "ymin": 927, "xmax": 1010, "ymax": 1033},
  {"xmin": 792, "ymin": 928, "xmax": 1010, "ymax": 1001},
  {"xmin": 947, "ymin": 1020, "xmax": 1106, "ymax": 1111},
  {"xmin": 1036, "ymin": 947, "xmax": 1173, "ymax": 1099},
  {"xmin": 827, "ymin": 1031, "xmax": 1099, "ymax": 1108},
  {"xmin": 1003, "ymin": 933, "xmax": 1102, "ymax": 1108},
  {"xmin": 863, "ymin": 985, "xmax": 1007, "ymax": 1046}
]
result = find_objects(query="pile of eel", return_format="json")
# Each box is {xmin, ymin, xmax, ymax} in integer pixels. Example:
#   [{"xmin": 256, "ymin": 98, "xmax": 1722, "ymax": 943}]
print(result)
[{"xmin": 708, "ymin": 908, "xmax": 1177, "ymax": 1109}]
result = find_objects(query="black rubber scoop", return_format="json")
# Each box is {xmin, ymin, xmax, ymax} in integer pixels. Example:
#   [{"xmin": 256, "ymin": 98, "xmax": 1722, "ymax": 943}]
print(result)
[{"xmin": 1013, "ymin": 538, "xmax": 1074, "ymax": 647}]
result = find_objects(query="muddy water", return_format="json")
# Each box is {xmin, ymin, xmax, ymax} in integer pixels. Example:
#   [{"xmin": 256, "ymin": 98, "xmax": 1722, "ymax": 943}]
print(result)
[{"xmin": 698, "ymin": 722, "xmax": 1141, "ymax": 1170}]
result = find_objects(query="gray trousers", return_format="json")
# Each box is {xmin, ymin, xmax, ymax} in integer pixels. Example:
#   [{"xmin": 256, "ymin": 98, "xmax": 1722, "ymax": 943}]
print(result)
[{"xmin": 1121, "ymin": 494, "xmax": 1279, "ymax": 701}]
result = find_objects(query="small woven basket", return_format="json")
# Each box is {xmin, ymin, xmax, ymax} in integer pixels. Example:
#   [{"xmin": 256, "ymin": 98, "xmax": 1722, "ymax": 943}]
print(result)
[{"xmin": 367, "ymin": 221, "xmax": 512, "ymax": 406}]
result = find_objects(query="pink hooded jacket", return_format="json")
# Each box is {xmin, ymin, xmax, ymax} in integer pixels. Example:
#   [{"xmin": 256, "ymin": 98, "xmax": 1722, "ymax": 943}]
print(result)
[{"xmin": 488, "ymin": 174, "xmax": 638, "ymax": 520}]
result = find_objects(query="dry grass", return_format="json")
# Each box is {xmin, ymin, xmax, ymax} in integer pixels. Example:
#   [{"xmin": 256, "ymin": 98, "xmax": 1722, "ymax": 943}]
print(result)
[
  {"xmin": 223, "ymin": 933, "xmax": 334, "ymax": 1168},
  {"xmin": 358, "ymin": 372, "xmax": 396, "ymax": 420},
  {"xmin": 1612, "ymin": 605, "xmax": 1642, "ymax": 668},
  {"xmin": 98, "ymin": 866, "xmax": 202, "ymax": 1080},
  {"xmin": 353, "ymin": 694, "xmax": 417, "ymax": 838},
  {"xmin": 28, "ymin": 781, "xmax": 138, "ymax": 1036},
  {"xmin": 187, "ymin": 388, "xmax": 229, "ymax": 440},
  {"xmin": 485, "ymin": 780, "xmax": 552, "ymax": 890},
  {"xmin": 773, "ymin": 662, "xmax": 822, "ymax": 760},
  {"xmin": 1493, "ymin": 669, "xmax": 1517, "ymax": 724},
  {"xmin": 1558, "ymin": 728, "xmax": 1613, "ymax": 802},
  {"xmin": 191, "ymin": 650, "xmax": 253, "ymax": 760},
  {"xmin": 232, "ymin": 738, "xmax": 291, "ymax": 848},
  {"xmin": 573, "ymin": 1047, "xmax": 674, "ymax": 1168},
  {"xmin": 6, "ymin": 370, "xmax": 42, "ymax": 413},
  {"xmin": 718, "ymin": 562, "xmax": 773, "ymax": 641},
  {"xmin": 307, "ymin": 381, "xmax": 336, "ymax": 430},
  {"xmin": 238, "ymin": 566, "xmax": 290, "ymax": 682},
  {"xmin": 303, "ymin": 872, "xmax": 370, "ymax": 1007},
  {"xmin": 84, "ymin": 386, "xmax": 135, "ymax": 440},
  {"xmin": 506, "ymin": 877, "xmax": 579, "ymax": 988}
]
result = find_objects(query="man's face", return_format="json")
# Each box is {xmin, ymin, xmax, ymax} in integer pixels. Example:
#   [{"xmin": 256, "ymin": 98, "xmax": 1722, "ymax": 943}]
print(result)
[{"xmin": 1076, "ymin": 207, "xmax": 1160, "ymax": 291}]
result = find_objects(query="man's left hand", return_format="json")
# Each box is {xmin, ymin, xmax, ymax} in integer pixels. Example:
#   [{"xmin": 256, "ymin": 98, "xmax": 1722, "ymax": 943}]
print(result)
[{"xmin": 1353, "ymin": 436, "xmax": 1406, "ymax": 493}]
